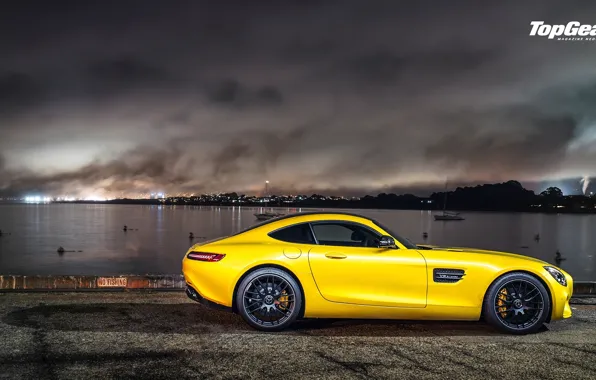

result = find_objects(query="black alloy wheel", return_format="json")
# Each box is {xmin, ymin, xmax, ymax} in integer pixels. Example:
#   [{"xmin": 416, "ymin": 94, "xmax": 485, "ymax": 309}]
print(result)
[
  {"xmin": 483, "ymin": 272, "xmax": 550, "ymax": 335},
  {"xmin": 236, "ymin": 267, "xmax": 302, "ymax": 331}
]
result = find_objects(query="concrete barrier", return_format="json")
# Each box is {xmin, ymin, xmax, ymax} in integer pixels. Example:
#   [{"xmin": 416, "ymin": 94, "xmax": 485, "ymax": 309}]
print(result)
[
  {"xmin": 0, "ymin": 275, "xmax": 595, "ymax": 296},
  {"xmin": 573, "ymin": 281, "xmax": 596, "ymax": 296},
  {"xmin": 0, "ymin": 275, "xmax": 185, "ymax": 291}
]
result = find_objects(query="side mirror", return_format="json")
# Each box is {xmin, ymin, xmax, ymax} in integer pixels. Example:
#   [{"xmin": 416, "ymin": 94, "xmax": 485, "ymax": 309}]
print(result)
[{"xmin": 378, "ymin": 235, "xmax": 396, "ymax": 248}]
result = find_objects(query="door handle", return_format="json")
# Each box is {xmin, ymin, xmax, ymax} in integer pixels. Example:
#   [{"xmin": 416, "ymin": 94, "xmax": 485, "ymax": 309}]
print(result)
[{"xmin": 325, "ymin": 253, "xmax": 347, "ymax": 259}]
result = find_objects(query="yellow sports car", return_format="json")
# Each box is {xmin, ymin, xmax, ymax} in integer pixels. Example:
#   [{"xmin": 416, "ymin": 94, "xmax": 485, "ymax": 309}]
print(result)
[{"xmin": 182, "ymin": 212, "xmax": 573, "ymax": 334}]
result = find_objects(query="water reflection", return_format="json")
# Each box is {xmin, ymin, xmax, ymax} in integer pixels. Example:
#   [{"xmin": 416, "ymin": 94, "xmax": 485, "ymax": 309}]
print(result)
[{"xmin": 0, "ymin": 204, "xmax": 594, "ymax": 280}]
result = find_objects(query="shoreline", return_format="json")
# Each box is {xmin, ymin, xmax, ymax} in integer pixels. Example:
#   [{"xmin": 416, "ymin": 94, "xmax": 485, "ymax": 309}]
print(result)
[{"xmin": 2, "ymin": 200, "xmax": 596, "ymax": 215}]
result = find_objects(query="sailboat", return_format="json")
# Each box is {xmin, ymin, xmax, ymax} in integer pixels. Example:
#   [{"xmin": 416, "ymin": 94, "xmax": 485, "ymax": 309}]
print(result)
[
  {"xmin": 434, "ymin": 183, "xmax": 465, "ymax": 221},
  {"xmin": 434, "ymin": 211, "xmax": 464, "ymax": 221},
  {"xmin": 254, "ymin": 211, "xmax": 284, "ymax": 221}
]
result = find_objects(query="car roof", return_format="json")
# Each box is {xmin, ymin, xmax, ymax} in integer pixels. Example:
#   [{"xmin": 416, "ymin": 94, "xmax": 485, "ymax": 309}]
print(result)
[
  {"xmin": 234, "ymin": 211, "xmax": 375, "ymax": 235},
  {"xmin": 269, "ymin": 211, "xmax": 372, "ymax": 221}
]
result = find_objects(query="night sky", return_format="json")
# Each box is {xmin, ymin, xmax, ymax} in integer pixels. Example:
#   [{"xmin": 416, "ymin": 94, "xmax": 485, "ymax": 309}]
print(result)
[{"xmin": 1, "ymin": 0, "xmax": 595, "ymax": 198}]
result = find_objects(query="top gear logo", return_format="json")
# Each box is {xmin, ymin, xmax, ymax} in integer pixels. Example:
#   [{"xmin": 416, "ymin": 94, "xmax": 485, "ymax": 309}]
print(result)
[{"xmin": 530, "ymin": 21, "xmax": 596, "ymax": 40}]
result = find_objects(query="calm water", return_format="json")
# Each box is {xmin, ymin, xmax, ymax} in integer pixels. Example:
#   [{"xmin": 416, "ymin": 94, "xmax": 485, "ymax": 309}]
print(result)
[{"xmin": 0, "ymin": 204, "xmax": 594, "ymax": 280}]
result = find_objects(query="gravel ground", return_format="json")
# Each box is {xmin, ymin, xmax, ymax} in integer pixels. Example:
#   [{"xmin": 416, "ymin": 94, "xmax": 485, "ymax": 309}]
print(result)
[{"xmin": 0, "ymin": 292, "xmax": 595, "ymax": 379}]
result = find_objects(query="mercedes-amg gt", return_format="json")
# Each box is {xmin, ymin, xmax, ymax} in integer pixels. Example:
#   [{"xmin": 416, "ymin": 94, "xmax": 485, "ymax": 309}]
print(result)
[{"xmin": 182, "ymin": 212, "xmax": 573, "ymax": 334}]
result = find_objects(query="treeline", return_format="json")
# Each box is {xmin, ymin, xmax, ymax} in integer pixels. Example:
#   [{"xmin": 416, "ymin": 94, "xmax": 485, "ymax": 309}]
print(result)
[{"xmin": 301, "ymin": 181, "xmax": 593, "ymax": 212}]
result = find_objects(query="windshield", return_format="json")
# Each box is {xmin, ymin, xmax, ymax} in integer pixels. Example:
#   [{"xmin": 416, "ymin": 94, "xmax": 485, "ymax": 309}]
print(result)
[{"xmin": 372, "ymin": 220, "xmax": 418, "ymax": 249}]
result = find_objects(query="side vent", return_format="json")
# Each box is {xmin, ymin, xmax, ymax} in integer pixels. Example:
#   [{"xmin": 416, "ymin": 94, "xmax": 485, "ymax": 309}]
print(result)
[{"xmin": 433, "ymin": 268, "xmax": 465, "ymax": 283}]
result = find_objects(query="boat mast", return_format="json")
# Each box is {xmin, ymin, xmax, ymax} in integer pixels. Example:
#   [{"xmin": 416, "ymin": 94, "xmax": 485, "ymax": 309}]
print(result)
[{"xmin": 443, "ymin": 181, "xmax": 448, "ymax": 213}]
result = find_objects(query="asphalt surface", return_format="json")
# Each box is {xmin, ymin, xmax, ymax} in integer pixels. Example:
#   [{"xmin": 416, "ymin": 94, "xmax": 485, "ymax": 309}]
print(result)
[{"xmin": 0, "ymin": 292, "xmax": 595, "ymax": 380}]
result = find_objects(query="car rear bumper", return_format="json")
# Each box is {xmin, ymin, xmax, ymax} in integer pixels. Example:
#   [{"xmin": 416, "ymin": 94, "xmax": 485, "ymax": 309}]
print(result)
[
  {"xmin": 185, "ymin": 284, "xmax": 232, "ymax": 312},
  {"xmin": 182, "ymin": 256, "xmax": 236, "ymax": 307}
]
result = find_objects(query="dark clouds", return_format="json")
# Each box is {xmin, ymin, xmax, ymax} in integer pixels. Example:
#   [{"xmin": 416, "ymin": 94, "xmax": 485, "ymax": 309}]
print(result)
[
  {"xmin": 86, "ymin": 57, "xmax": 174, "ymax": 97},
  {"xmin": 1, "ymin": 0, "xmax": 596, "ymax": 197},
  {"xmin": 425, "ymin": 109, "xmax": 579, "ymax": 181},
  {"xmin": 211, "ymin": 123, "xmax": 315, "ymax": 181},
  {"xmin": 208, "ymin": 80, "xmax": 284, "ymax": 107},
  {"xmin": 1, "ymin": 145, "xmax": 197, "ymax": 195},
  {"xmin": 335, "ymin": 47, "xmax": 495, "ymax": 87},
  {"xmin": 0, "ymin": 72, "xmax": 44, "ymax": 117}
]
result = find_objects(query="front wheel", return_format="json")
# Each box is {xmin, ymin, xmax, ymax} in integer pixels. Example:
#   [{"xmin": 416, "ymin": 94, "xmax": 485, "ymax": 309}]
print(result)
[
  {"xmin": 236, "ymin": 268, "xmax": 302, "ymax": 332},
  {"xmin": 483, "ymin": 272, "xmax": 550, "ymax": 335}
]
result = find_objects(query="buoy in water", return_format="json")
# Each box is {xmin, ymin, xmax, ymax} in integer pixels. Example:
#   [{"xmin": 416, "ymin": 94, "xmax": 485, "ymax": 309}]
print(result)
[
  {"xmin": 57, "ymin": 246, "xmax": 65, "ymax": 254},
  {"xmin": 123, "ymin": 225, "xmax": 128, "ymax": 232},
  {"xmin": 534, "ymin": 234, "xmax": 540, "ymax": 241},
  {"xmin": 422, "ymin": 232, "xmax": 428, "ymax": 239},
  {"xmin": 189, "ymin": 232, "xmax": 194, "ymax": 239},
  {"xmin": 555, "ymin": 250, "xmax": 566, "ymax": 263}
]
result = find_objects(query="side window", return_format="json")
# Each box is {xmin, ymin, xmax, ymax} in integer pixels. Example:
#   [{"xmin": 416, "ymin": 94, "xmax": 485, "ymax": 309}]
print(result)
[
  {"xmin": 311, "ymin": 223, "xmax": 381, "ymax": 248},
  {"xmin": 269, "ymin": 223, "xmax": 315, "ymax": 244}
]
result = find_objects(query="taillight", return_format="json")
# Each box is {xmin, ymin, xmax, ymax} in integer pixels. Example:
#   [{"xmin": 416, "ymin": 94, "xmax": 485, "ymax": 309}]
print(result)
[{"xmin": 186, "ymin": 252, "xmax": 226, "ymax": 262}]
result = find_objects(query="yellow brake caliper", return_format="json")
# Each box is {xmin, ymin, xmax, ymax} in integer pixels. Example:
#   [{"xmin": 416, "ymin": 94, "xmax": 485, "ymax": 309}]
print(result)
[
  {"xmin": 497, "ymin": 288, "xmax": 508, "ymax": 317},
  {"xmin": 276, "ymin": 290, "xmax": 289, "ymax": 311}
]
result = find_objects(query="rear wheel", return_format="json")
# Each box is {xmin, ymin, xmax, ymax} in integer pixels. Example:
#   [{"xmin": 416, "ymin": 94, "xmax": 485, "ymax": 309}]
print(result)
[
  {"xmin": 236, "ymin": 268, "xmax": 302, "ymax": 331},
  {"xmin": 483, "ymin": 272, "xmax": 550, "ymax": 335}
]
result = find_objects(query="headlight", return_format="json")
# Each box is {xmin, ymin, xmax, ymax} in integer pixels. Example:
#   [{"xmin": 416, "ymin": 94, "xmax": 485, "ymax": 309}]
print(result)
[{"xmin": 544, "ymin": 266, "xmax": 567, "ymax": 286}]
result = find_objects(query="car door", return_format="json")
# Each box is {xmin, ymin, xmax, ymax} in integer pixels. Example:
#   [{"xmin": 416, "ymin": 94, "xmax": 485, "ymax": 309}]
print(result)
[{"xmin": 308, "ymin": 221, "xmax": 427, "ymax": 308}]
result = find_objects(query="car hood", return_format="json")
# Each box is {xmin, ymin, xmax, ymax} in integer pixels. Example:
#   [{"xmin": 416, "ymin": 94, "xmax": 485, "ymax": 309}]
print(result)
[{"xmin": 416, "ymin": 244, "xmax": 550, "ymax": 265}]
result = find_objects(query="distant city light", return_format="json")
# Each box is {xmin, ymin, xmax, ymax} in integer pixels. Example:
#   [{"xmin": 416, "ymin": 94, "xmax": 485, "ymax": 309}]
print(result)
[
  {"xmin": 56, "ymin": 196, "xmax": 76, "ymax": 201},
  {"xmin": 24, "ymin": 196, "xmax": 51, "ymax": 203},
  {"xmin": 84, "ymin": 196, "xmax": 106, "ymax": 201}
]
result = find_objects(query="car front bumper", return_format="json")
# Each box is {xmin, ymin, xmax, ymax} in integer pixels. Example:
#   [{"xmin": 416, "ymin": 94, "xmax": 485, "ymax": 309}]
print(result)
[{"xmin": 550, "ymin": 273, "xmax": 573, "ymax": 321}]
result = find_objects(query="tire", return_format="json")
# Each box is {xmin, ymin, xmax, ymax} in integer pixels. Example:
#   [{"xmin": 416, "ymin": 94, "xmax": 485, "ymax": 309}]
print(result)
[
  {"xmin": 235, "ymin": 267, "xmax": 303, "ymax": 332},
  {"xmin": 483, "ymin": 272, "xmax": 550, "ymax": 335}
]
